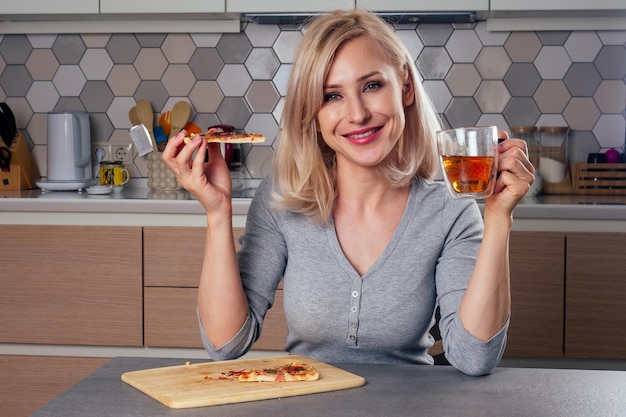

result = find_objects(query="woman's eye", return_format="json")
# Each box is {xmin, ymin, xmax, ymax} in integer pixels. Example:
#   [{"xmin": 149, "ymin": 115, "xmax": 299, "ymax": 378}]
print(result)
[
  {"xmin": 364, "ymin": 81, "xmax": 382, "ymax": 91},
  {"xmin": 364, "ymin": 81, "xmax": 382, "ymax": 92},
  {"xmin": 323, "ymin": 92, "xmax": 341, "ymax": 102}
]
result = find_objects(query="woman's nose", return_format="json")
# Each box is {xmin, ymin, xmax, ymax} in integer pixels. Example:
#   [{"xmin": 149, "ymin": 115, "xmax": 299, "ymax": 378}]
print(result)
[{"xmin": 345, "ymin": 96, "xmax": 370, "ymax": 123}]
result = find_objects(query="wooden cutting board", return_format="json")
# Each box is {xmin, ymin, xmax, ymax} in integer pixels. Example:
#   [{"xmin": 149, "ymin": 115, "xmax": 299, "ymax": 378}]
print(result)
[{"xmin": 121, "ymin": 355, "xmax": 365, "ymax": 409}]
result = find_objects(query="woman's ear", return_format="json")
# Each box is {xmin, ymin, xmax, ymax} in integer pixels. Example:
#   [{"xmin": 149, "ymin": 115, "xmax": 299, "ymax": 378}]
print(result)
[{"xmin": 402, "ymin": 76, "xmax": 415, "ymax": 107}]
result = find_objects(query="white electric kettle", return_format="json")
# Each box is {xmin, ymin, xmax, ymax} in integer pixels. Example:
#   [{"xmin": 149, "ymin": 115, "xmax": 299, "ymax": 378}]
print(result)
[{"xmin": 46, "ymin": 111, "xmax": 92, "ymax": 182}]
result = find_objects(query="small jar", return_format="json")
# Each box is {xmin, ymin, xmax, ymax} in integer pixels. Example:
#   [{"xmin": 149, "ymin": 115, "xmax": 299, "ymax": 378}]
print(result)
[{"xmin": 538, "ymin": 126, "xmax": 569, "ymax": 184}]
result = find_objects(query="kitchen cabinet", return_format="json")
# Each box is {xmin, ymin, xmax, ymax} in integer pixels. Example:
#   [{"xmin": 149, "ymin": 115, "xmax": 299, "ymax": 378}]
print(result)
[
  {"xmin": 227, "ymin": 0, "xmax": 354, "ymax": 13},
  {"xmin": 0, "ymin": 0, "xmax": 98, "ymax": 14},
  {"xmin": 0, "ymin": 355, "xmax": 109, "ymax": 417},
  {"xmin": 144, "ymin": 286, "xmax": 288, "ymax": 350},
  {"xmin": 506, "ymin": 232, "xmax": 565, "ymax": 358},
  {"xmin": 565, "ymin": 233, "xmax": 626, "ymax": 360},
  {"xmin": 0, "ymin": 0, "xmax": 224, "ymax": 14},
  {"xmin": 0, "ymin": 225, "xmax": 143, "ymax": 346},
  {"xmin": 0, "ymin": 0, "xmax": 237, "ymax": 35},
  {"xmin": 142, "ymin": 226, "xmax": 288, "ymax": 351},
  {"xmin": 356, "ymin": 0, "xmax": 488, "ymax": 12},
  {"xmin": 490, "ymin": 0, "xmax": 626, "ymax": 11},
  {"xmin": 100, "ymin": 0, "xmax": 225, "ymax": 14}
]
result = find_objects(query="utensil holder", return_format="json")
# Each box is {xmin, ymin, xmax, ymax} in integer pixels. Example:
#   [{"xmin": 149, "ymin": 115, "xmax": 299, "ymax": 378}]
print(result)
[
  {"xmin": 0, "ymin": 133, "xmax": 40, "ymax": 191},
  {"xmin": 147, "ymin": 152, "xmax": 183, "ymax": 191}
]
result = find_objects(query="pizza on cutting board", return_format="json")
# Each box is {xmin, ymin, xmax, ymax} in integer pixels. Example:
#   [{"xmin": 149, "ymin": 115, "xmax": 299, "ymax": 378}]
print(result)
[
  {"xmin": 230, "ymin": 362, "xmax": 320, "ymax": 383},
  {"xmin": 121, "ymin": 355, "xmax": 366, "ymax": 409},
  {"xmin": 192, "ymin": 361, "xmax": 320, "ymax": 383}
]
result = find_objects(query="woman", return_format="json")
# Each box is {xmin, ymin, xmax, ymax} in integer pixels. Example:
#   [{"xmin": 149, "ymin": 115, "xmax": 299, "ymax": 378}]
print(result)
[{"xmin": 162, "ymin": 9, "xmax": 534, "ymax": 376}]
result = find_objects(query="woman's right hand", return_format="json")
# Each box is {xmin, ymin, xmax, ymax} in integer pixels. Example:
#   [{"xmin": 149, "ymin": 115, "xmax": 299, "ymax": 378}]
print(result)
[{"xmin": 162, "ymin": 130, "xmax": 233, "ymax": 216}]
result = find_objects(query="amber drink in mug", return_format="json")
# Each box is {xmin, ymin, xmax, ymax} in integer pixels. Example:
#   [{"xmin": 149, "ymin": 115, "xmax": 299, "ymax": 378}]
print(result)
[{"xmin": 437, "ymin": 126, "xmax": 498, "ymax": 199}]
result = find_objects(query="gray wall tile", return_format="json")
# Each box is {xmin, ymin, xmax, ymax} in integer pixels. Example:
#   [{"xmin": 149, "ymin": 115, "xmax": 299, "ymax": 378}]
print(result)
[{"xmin": 0, "ymin": 22, "xmax": 624, "ymax": 180}]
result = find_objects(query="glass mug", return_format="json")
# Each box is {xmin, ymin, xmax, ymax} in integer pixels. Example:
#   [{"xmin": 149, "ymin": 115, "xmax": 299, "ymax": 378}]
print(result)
[
  {"xmin": 437, "ymin": 126, "xmax": 499, "ymax": 199},
  {"xmin": 99, "ymin": 161, "xmax": 130, "ymax": 188}
]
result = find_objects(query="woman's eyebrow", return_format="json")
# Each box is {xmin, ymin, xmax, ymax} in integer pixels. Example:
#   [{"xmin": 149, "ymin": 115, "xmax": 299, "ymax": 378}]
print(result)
[{"xmin": 323, "ymin": 71, "xmax": 382, "ymax": 89}]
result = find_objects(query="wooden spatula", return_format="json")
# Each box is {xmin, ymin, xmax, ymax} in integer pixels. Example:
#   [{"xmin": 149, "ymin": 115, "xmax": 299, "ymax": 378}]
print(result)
[
  {"xmin": 128, "ymin": 106, "xmax": 141, "ymax": 126},
  {"xmin": 135, "ymin": 99, "xmax": 157, "ymax": 149},
  {"xmin": 170, "ymin": 101, "xmax": 191, "ymax": 137}
]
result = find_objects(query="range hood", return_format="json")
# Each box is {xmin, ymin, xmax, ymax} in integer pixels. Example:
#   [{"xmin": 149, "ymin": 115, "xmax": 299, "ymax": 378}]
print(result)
[
  {"xmin": 242, "ymin": 9, "xmax": 626, "ymax": 31},
  {"xmin": 243, "ymin": 12, "xmax": 477, "ymax": 25}
]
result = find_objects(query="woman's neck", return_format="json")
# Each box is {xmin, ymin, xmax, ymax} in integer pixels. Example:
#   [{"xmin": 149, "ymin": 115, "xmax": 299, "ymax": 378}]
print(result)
[{"xmin": 334, "ymin": 166, "xmax": 409, "ymax": 216}]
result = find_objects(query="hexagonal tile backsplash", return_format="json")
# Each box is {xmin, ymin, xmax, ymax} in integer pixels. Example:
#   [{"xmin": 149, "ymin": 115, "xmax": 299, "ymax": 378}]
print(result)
[{"xmin": 0, "ymin": 22, "xmax": 625, "ymax": 181}]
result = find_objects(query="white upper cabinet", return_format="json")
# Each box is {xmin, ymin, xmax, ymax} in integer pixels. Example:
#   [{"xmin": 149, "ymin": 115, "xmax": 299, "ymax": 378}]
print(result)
[
  {"xmin": 0, "ymin": 0, "xmax": 98, "ymax": 14},
  {"xmin": 227, "ymin": 0, "xmax": 354, "ymax": 13},
  {"xmin": 101, "ymin": 0, "xmax": 225, "ymax": 14},
  {"xmin": 490, "ymin": 0, "xmax": 626, "ymax": 11},
  {"xmin": 356, "ymin": 0, "xmax": 489, "ymax": 12},
  {"xmin": 488, "ymin": 0, "xmax": 626, "ymax": 30},
  {"xmin": 0, "ymin": 0, "xmax": 237, "ymax": 33}
]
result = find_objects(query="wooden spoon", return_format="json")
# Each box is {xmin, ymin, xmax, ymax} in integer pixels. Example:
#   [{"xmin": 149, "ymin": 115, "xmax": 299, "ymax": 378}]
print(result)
[
  {"xmin": 128, "ymin": 106, "xmax": 141, "ymax": 126},
  {"xmin": 170, "ymin": 101, "xmax": 192, "ymax": 137},
  {"xmin": 135, "ymin": 99, "xmax": 157, "ymax": 148}
]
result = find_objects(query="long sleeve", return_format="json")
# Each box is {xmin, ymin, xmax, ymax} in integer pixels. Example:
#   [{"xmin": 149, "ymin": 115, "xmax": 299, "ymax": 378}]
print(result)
[
  {"xmin": 434, "ymin": 189, "xmax": 508, "ymax": 375},
  {"xmin": 199, "ymin": 177, "xmax": 287, "ymax": 360}
]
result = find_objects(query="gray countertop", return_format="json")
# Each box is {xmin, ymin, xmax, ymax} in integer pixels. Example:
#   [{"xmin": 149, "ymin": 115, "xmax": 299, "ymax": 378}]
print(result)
[
  {"xmin": 3, "ymin": 181, "xmax": 626, "ymax": 220},
  {"xmin": 30, "ymin": 357, "xmax": 626, "ymax": 417}
]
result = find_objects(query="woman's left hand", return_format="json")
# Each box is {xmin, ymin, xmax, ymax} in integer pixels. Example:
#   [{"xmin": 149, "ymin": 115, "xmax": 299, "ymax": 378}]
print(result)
[{"xmin": 485, "ymin": 131, "xmax": 536, "ymax": 216}]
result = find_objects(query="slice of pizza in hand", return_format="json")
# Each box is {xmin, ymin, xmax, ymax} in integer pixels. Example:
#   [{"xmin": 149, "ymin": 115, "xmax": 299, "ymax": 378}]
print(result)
[
  {"xmin": 233, "ymin": 362, "xmax": 320, "ymax": 383},
  {"xmin": 183, "ymin": 130, "xmax": 266, "ymax": 144}
]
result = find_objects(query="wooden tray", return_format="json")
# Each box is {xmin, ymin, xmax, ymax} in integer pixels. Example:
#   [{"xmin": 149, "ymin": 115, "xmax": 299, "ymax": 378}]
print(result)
[
  {"xmin": 571, "ymin": 162, "xmax": 626, "ymax": 195},
  {"xmin": 121, "ymin": 355, "xmax": 365, "ymax": 409}
]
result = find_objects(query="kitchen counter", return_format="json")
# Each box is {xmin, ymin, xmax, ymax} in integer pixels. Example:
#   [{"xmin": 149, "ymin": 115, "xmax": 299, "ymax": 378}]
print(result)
[
  {"xmin": 3, "ymin": 182, "xmax": 626, "ymax": 230},
  {"xmin": 30, "ymin": 356, "xmax": 626, "ymax": 417}
]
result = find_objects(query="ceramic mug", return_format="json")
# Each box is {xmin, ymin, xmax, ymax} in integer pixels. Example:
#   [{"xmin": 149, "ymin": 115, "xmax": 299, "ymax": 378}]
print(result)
[{"xmin": 99, "ymin": 161, "xmax": 130, "ymax": 188}]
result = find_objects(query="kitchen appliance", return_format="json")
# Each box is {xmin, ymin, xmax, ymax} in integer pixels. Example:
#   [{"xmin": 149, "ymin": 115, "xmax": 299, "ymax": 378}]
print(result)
[{"xmin": 39, "ymin": 111, "xmax": 95, "ymax": 190}]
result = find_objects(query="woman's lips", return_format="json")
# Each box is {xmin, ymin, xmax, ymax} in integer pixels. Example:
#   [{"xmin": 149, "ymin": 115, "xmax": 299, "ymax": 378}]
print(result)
[{"xmin": 343, "ymin": 127, "xmax": 382, "ymax": 145}]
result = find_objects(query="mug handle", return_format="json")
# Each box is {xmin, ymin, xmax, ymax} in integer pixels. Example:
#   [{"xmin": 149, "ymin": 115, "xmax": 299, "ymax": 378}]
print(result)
[{"xmin": 121, "ymin": 168, "xmax": 130, "ymax": 185}]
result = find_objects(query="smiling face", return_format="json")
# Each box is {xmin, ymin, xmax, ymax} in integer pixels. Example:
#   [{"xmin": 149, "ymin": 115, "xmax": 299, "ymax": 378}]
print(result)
[{"xmin": 316, "ymin": 36, "xmax": 415, "ymax": 174}]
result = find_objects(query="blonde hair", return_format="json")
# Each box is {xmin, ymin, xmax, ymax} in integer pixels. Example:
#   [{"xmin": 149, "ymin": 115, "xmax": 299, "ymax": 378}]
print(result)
[{"xmin": 272, "ymin": 9, "xmax": 441, "ymax": 222}]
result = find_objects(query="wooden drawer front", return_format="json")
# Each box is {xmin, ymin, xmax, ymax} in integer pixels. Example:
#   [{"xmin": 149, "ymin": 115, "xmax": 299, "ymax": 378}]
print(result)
[
  {"xmin": 144, "ymin": 287, "xmax": 203, "ymax": 348},
  {"xmin": 565, "ymin": 233, "xmax": 626, "ymax": 359},
  {"xmin": 144, "ymin": 287, "xmax": 287, "ymax": 351},
  {"xmin": 506, "ymin": 231, "xmax": 565, "ymax": 358},
  {"xmin": 0, "ymin": 225, "xmax": 143, "ymax": 346},
  {"xmin": 143, "ymin": 227, "xmax": 245, "ymax": 287},
  {"xmin": 0, "ymin": 355, "xmax": 109, "ymax": 417}
]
